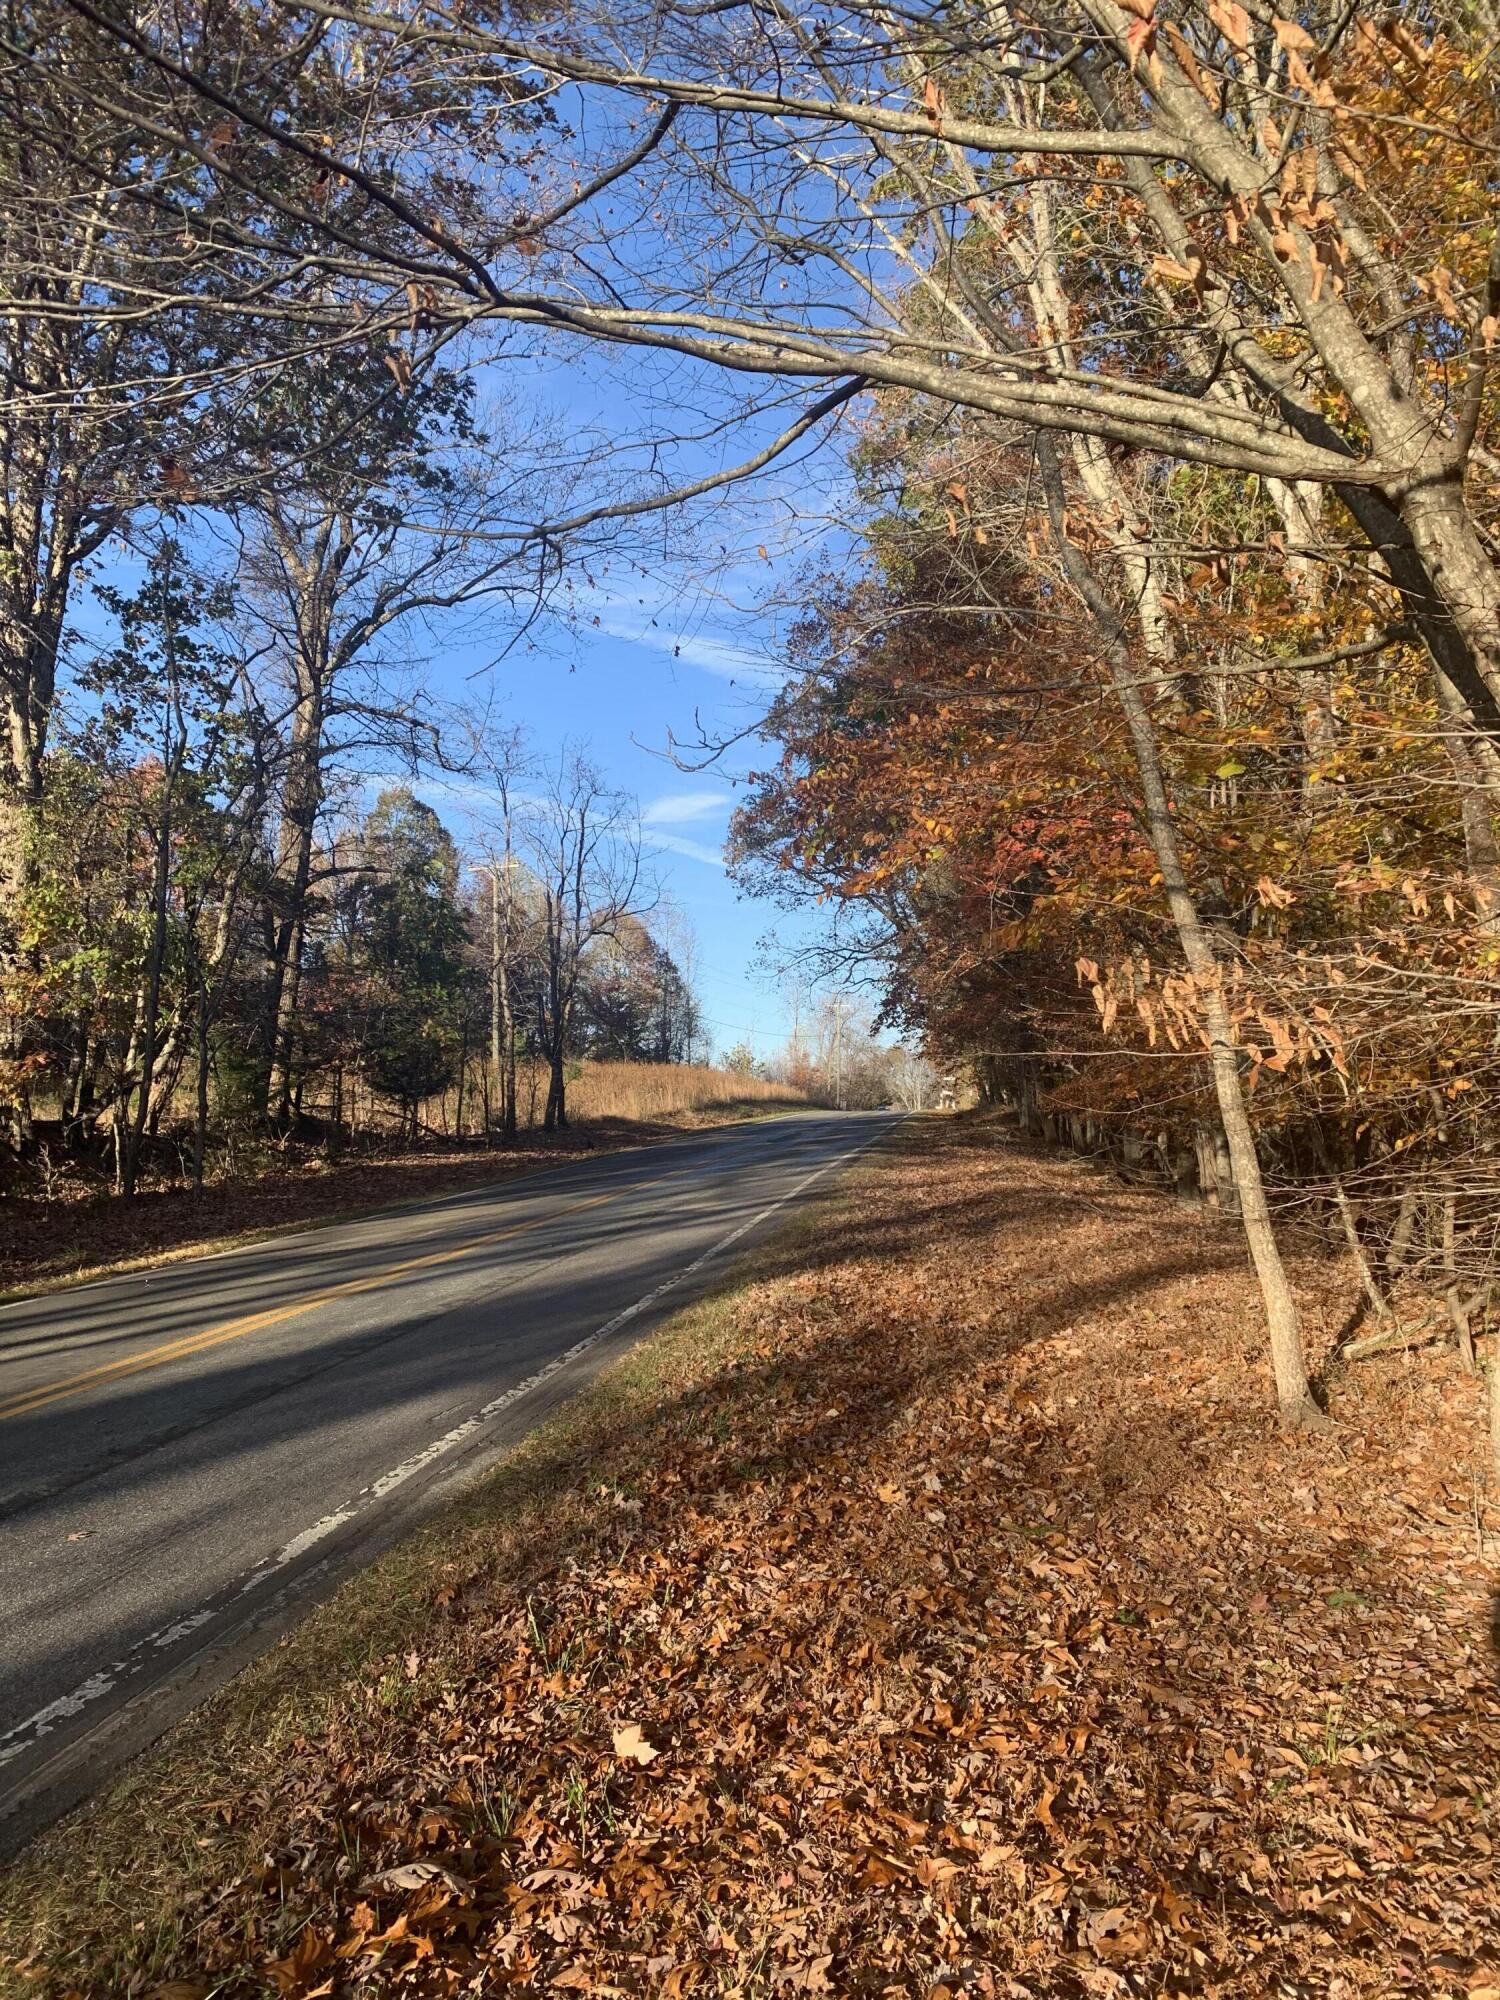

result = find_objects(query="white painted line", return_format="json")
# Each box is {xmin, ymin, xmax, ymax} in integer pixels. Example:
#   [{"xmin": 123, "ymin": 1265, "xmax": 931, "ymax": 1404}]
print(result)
[{"xmin": 0, "ymin": 1121, "xmax": 893, "ymax": 1774}]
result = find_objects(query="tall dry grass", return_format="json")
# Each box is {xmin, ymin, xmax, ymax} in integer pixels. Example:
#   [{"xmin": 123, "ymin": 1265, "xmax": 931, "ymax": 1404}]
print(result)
[
  {"xmin": 383, "ymin": 1059, "xmax": 808, "ymax": 1138},
  {"xmin": 276, "ymin": 1060, "xmax": 807, "ymax": 1143},
  {"xmin": 554, "ymin": 1061, "xmax": 806, "ymax": 1123}
]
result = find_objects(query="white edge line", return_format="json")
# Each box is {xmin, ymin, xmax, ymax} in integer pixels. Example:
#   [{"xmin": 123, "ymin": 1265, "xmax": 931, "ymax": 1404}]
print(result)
[{"xmin": 0, "ymin": 1121, "xmax": 894, "ymax": 1770}]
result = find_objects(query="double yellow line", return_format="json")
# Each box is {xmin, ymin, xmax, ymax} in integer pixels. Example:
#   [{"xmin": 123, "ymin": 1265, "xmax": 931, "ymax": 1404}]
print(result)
[{"xmin": 0, "ymin": 1171, "xmax": 666, "ymax": 1425}]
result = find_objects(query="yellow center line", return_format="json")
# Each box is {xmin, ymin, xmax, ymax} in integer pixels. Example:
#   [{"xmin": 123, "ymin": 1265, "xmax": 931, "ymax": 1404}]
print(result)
[{"xmin": 0, "ymin": 1170, "xmax": 675, "ymax": 1424}]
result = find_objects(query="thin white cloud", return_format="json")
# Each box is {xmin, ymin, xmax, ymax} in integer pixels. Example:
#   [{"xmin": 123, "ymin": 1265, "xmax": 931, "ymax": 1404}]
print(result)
[
  {"xmin": 644, "ymin": 828, "xmax": 728, "ymax": 869},
  {"xmin": 642, "ymin": 788, "xmax": 731, "ymax": 826},
  {"xmin": 592, "ymin": 609, "xmax": 785, "ymax": 688}
]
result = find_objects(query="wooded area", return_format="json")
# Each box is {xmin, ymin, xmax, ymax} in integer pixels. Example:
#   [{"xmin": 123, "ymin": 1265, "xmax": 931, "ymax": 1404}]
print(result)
[
  {"xmin": 1, "ymin": 0, "xmax": 1498, "ymax": 1438},
  {"xmin": 8, "ymin": 684, "xmax": 707, "ymax": 1174}
]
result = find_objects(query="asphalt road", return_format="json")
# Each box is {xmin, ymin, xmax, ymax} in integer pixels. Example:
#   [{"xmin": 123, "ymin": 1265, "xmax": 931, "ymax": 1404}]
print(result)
[{"xmin": 0, "ymin": 1110, "xmax": 898, "ymax": 1853}]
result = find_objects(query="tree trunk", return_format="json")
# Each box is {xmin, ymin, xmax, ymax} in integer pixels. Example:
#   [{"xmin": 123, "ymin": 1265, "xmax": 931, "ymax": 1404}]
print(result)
[
  {"xmin": 0, "ymin": 751, "xmax": 43, "ymax": 1151},
  {"xmin": 266, "ymin": 929, "xmax": 305, "ymax": 1126},
  {"xmin": 1387, "ymin": 1187, "xmax": 1419, "ymax": 1280},
  {"xmin": 489, "ymin": 866, "xmax": 503, "ymax": 1139},
  {"xmin": 544, "ymin": 1055, "xmax": 567, "ymax": 1131},
  {"xmin": 121, "ymin": 803, "xmax": 173, "ymax": 1200},
  {"xmin": 62, "ymin": 1016, "xmax": 90, "ymax": 1143},
  {"xmin": 1442, "ymin": 1192, "xmax": 1478, "ymax": 1374},
  {"xmin": 261, "ymin": 675, "xmax": 325, "ymax": 1125},
  {"xmin": 1040, "ymin": 441, "xmax": 1323, "ymax": 1429},
  {"xmin": 488, "ymin": 859, "xmax": 523, "ymax": 1144},
  {"xmin": 193, "ymin": 983, "xmax": 210, "ymax": 1195},
  {"xmin": 503, "ymin": 1014, "xmax": 518, "ymax": 1143},
  {"xmin": 1433, "ymin": 669, "xmax": 1500, "ymax": 928},
  {"xmin": 1398, "ymin": 479, "xmax": 1500, "ymax": 745}
]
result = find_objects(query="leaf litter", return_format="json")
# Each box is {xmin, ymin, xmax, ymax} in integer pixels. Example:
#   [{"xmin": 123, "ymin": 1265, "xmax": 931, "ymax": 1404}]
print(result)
[{"xmin": 5, "ymin": 1120, "xmax": 1497, "ymax": 1998}]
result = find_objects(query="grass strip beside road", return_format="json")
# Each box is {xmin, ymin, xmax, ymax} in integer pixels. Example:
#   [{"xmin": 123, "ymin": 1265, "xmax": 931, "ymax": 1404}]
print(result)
[{"xmin": 2, "ymin": 1120, "xmax": 1496, "ymax": 1999}]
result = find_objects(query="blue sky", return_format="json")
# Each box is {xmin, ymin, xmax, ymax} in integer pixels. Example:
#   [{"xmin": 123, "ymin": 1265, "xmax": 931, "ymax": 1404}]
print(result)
[
  {"xmin": 394, "ymin": 341, "xmax": 868, "ymax": 1061},
  {"xmin": 445, "ymin": 618, "xmax": 793, "ymax": 1060},
  {"xmin": 417, "ymin": 544, "xmax": 837, "ymax": 1063}
]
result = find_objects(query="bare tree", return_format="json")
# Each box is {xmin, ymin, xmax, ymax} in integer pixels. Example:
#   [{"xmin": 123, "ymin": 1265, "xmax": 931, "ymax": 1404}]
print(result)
[
  {"xmin": 466, "ymin": 722, "xmax": 532, "ymax": 1145},
  {"xmin": 889, "ymin": 1047, "xmax": 940, "ymax": 1112},
  {"xmin": 521, "ymin": 755, "xmax": 649, "ymax": 1132}
]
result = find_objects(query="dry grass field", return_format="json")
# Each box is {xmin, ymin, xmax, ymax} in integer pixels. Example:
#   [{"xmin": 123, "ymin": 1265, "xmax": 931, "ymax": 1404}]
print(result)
[{"xmin": 558, "ymin": 1060, "xmax": 804, "ymax": 1123}]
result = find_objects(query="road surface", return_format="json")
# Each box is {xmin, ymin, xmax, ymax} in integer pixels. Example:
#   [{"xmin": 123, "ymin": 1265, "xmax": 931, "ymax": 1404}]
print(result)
[{"xmin": 0, "ymin": 1110, "xmax": 898, "ymax": 1853}]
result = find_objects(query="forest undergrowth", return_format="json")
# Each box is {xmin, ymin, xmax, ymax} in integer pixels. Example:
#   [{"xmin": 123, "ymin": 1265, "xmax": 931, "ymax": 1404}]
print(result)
[{"xmin": 3, "ymin": 1118, "xmax": 1495, "ymax": 1998}]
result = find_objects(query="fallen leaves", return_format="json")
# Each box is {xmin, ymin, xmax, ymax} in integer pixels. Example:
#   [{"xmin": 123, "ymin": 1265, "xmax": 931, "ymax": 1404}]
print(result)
[
  {"xmin": 264, "ymin": 1927, "xmax": 332, "ymax": 1996},
  {"xmin": 359, "ymin": 1862, "xmax": 470, "ymax": 1898},
  {"xmin": 610, "ymin": 1723, "xmax": 660, "ymax": 1767},
  {"xmin": 12, "ymin": 1125, "xmax": 1499, "ymax": 1998}
]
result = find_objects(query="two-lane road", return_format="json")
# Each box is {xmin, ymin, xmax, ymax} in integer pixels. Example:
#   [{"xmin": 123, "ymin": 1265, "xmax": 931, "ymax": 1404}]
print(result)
[{"xmin": 0, "ymin": 1110, "xmax": 898, "ymax": 1854}]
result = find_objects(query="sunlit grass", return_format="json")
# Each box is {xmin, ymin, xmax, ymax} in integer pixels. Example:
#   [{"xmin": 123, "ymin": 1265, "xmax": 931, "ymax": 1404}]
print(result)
[{"xmin": 560, "ymin": 1060, "xmax": 805, "ymax": 1123}]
